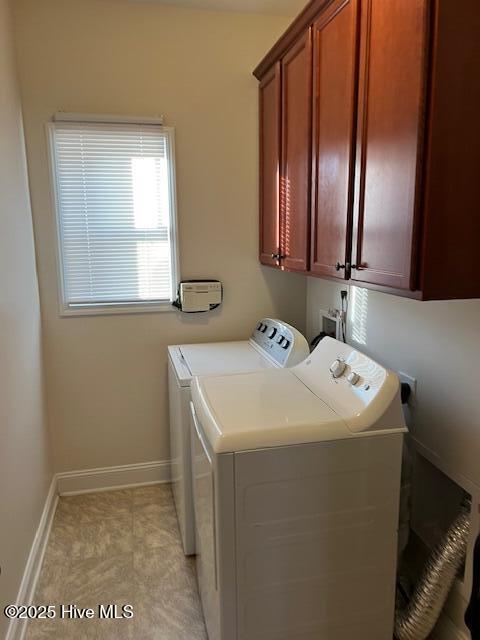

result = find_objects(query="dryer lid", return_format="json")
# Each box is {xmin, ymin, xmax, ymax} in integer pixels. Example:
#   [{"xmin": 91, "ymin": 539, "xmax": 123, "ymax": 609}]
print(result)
[{"xmin": 178, "ymin": 341, "xmax": 275, "ymax": 378}]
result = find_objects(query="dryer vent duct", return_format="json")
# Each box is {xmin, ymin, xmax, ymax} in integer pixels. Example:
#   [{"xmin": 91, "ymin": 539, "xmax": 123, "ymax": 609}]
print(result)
[{"xmin": 394, "ymin": 499, "xmax": 470, "ymax": 640}]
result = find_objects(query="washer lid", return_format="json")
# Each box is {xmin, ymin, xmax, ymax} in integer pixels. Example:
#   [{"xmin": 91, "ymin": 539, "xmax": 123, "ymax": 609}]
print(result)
[{"xmin": 191, "ymin": 369, "xmax": 350, "ymax": 454}]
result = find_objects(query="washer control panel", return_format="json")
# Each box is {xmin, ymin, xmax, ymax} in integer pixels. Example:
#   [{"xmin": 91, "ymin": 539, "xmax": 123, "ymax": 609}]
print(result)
[
  {"xmin": 293, "ymin": 336, "xmax": 405, "ymax": 434},
  {"xmin": 329, "ymin": 359, "xmax": 362, "ymax": 386},
  {"xmin": 327, "ymin": 355, "xmax": 374, "ymax": 391},
  {"xmin": 250, "ymin": 318, "xmax": 308, "ymax": 367}
]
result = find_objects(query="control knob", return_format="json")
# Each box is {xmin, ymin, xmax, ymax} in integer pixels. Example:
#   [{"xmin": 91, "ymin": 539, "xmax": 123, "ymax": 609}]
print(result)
[
  {"xmin": 330, "ymin": 358, "xmax": 346, "ymax": 378},
  {"xmin": 347, "ymin": 371, "xmax": 360, "ymax": 386},
  {"xmin": 268, "ymin": 328, "xmax": 277, "ymax": 339}
]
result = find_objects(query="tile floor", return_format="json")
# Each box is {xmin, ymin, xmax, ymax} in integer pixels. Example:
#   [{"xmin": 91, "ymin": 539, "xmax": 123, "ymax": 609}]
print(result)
[
  {"xmin": 25, "ymin": 485, "xmax": 207, "ymax": 639},
  {"xmin": 23, "ymin": 484, "xmax": 445, "ymax": 640}
]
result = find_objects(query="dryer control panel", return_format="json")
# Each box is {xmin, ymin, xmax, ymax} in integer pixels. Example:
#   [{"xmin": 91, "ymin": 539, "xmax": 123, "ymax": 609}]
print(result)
[{"xmin": 250, "ymin": 318, "xmax": 309, "ymax": 368}]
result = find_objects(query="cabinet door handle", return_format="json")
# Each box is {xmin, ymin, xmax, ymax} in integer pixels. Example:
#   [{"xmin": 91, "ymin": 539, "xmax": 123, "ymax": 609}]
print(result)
[
  {"xmin": 271, "ymin": 253, "xmax": 286, "ymax": 260},
  {"xmin": 335, "ymin": 262, "xmax": 346, "ymax": 271},
  {"xmin": 351, "ymin": 263, "xmax": 367, "ymax": 270}
]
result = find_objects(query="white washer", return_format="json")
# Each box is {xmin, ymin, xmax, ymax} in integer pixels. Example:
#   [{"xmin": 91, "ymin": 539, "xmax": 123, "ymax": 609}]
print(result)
[
  {"xmin": 190, "ymin": 336, "xmax": 407, "ymax": 640},
  {"xmin": 168, "ymin": 318, "xmax": 309, "ymax": 555}
]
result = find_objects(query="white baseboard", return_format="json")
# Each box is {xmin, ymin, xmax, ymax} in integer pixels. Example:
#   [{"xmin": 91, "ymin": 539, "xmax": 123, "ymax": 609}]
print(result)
[
  {"xmin": 6, "ymin": 459, "xmax": 469, "ymax": 640},
  {"xmin": 6, "ymin": 477, "xmax": 58, "ymax": 640},
  {"xmin": 6, "ymin": 460, "xmax": 171, "ymax": 639},
  {"xmin": 56, "ymin": 459, "xmax": 171, "ymax": 496}
]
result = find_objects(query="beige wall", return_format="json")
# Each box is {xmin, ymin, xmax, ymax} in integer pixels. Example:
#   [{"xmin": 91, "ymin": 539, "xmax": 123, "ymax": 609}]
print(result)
[
  {"xmin": 0, "ymin": 0, "xmax": 52, "ymax": 632},
  {"xmin": 306, "ymin": 277, "xmax": 480, "ymax": 488},
  {"xmin": 13, "ymin": 0, "xmax": 305, "ymax": 472}
]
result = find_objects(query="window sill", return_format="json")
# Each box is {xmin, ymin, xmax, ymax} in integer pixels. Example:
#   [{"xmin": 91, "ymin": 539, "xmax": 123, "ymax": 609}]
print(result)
[{"xmin": 59, "ymin": 302, "xmax": 178, "ymax": 318}]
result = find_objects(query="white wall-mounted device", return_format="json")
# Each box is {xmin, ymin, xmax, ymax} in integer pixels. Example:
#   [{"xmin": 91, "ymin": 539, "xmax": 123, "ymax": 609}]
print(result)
[
  {"xmin": 319, "ymin": 307, "xmax": 343, "ymax": 341},
  {"xmin": 174, "ymin": 280, "xmax": 223, "ymax": 313}
]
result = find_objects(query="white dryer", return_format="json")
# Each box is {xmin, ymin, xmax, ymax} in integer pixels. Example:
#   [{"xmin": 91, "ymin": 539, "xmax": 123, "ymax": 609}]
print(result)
[
  {"xmin": 168, "ymin": 318, "xmax": 309, "ymax": 555},
  {"xmin": 190, "ymin": 336, "xmax": 407, "ymax": 640}
]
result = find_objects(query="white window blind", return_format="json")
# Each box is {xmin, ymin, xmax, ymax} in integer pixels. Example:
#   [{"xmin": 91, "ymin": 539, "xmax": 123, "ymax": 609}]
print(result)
[{"xmin": 48, "ymin": 122, "xmax": 178, "ymax": 314}]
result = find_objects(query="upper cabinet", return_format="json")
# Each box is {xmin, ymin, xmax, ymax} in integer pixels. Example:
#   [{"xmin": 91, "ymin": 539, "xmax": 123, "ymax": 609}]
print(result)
[
  {"xmin": 259, "ymin": 63, "xmax": 281, "ymax": 268},
  {"xmin": 281, "ymin": 30, "xmax": 312, "ymax": 273},
  {"xmin": 351, "ymin": 0, "xmax": 428, "ymax": 291},
  {"xmin": 310, "ymin": 0, "xmax": 358, "ymax": 279},
  {"xmin": 259, "ymin": 32, "xmax": 312, "ymax": 272},
  {"xmin": 254, "ymin": 0, "xmax": 480, "ymax": 300}
]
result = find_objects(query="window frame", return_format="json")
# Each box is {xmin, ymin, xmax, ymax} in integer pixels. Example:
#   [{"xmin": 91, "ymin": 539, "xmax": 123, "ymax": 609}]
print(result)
[{"xmin": 46, "ymin": 121, "xmax": 180, "ymax": 317}]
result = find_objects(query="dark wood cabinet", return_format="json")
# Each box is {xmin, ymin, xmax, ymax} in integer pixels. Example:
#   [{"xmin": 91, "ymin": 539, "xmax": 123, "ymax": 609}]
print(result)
[
  {"xmin": 258, "ymin": 34, "xmax": 312, "ymax": 272},
  {"xmin": 255, "ymin": 0, "xmax": 480, "ymax": 300},
  {"xmin": 351, "ymin": 0, "xmax": 428, "ymax": 291},
  {"xmin": 281, "ymin": 30, "xmax": 312, "ymax": 272},
  {"xmin": 417, "ymin": 0, "xmax": 480, "ymax": 300},
  {"xmin": 259, "ymin": 63, "xmax": 281, "ymax": 268},
  {"xmin": 310, "ymin": 0, "xmax": 358, "ymax": 279}
]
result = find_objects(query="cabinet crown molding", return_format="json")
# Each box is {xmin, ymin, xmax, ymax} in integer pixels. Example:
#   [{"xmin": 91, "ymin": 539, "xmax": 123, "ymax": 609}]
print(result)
[{"xmin": 253, "ymin": 0, "xmax": 334, "ymax": 79}]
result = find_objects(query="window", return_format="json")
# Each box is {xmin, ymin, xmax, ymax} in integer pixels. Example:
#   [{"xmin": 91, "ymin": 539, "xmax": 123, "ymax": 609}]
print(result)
[{"xmin": 48, "ymin": 122, "xmax": 179, "ymax": 315}]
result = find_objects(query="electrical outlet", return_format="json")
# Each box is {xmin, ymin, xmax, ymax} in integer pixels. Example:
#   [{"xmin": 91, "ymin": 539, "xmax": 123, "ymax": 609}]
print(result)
[{"xmin": 398, "ymin": 371, "xmax": 417, "ymax": 405}]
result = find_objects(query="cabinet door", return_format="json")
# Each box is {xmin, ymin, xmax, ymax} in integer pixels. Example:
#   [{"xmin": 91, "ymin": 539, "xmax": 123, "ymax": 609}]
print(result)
[
  {"xmin": 351, "ymin": 0, "xmax": 428, "ymax": 290},
  {"xmin": 281, "ymin": 30, "xmax": 312, "ymax": 272},
  {"xmin": 259, "ymin": 64, "xmax": 281, "ymax": 267},
  {"xmin": 310, "ymin": 0, "xmax": 359, "ymax": 279}
]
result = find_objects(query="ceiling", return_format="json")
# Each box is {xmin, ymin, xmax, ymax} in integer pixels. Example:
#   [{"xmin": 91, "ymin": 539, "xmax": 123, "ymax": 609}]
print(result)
[{"xmin": 127, "ymin": 0, "xmax": 307, "ymax": 16}]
